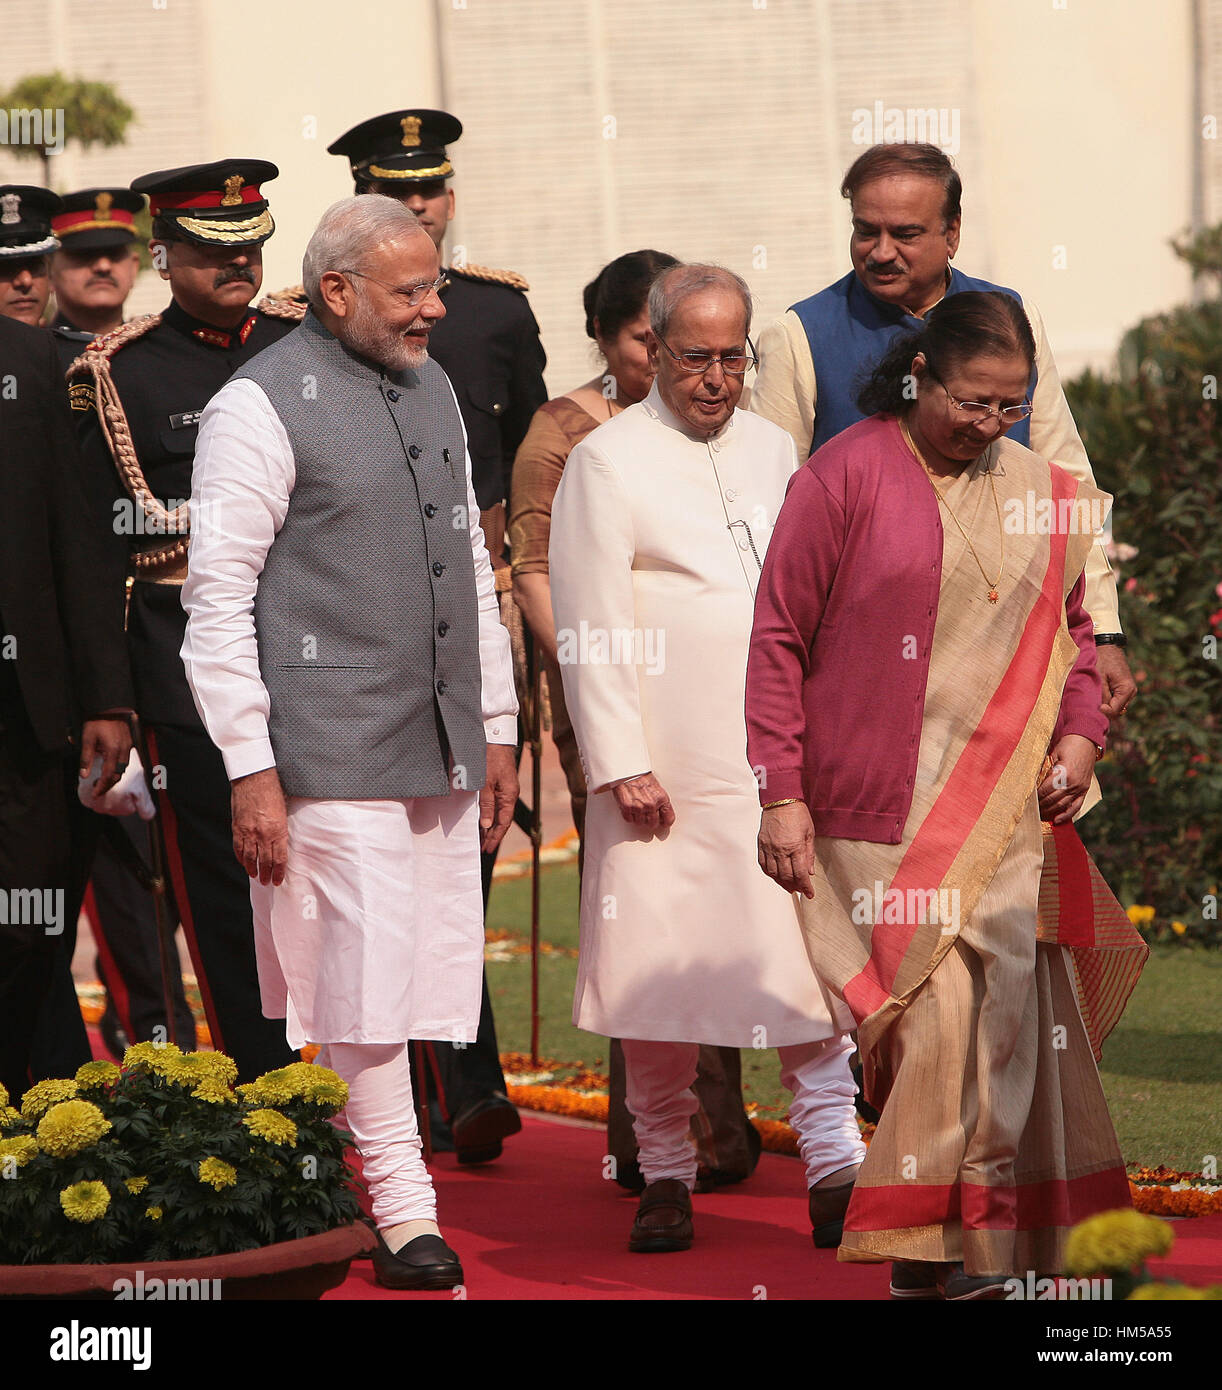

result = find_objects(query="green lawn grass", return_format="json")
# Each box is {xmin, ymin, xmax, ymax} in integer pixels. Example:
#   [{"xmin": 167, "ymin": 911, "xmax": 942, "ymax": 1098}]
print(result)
[{"xmin": 487, "ymin": 862, "xmax": 1220, "ymax": 1169}]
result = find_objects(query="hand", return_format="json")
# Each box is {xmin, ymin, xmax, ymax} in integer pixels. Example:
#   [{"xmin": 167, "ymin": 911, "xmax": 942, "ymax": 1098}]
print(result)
[
  {"xmin": 78, "ymin": 746, "xmax": 155, "ymax": 820},
  {"xmin": 758, "ymin": 801, "xmax": 816, "ymax": 898},
  {"xmin": 480, "ymin": 743, "xmax": 519, "ymax": 854},
  {"xmin": 1038, "ymin": 734, "xmax": 1098, "ymax": 825},
  {"xmin": 612, "ymin": 773, "xmax": 675, "ymax": 831},
  {"xmin": 231, "ymin": 767, "xmax": 288, "ymax": 886},
  {"xmin": 79, "ymin": 717, "xmax": 132, "ymax": 795},
  {"xmin": 1095, "ymin": 644, "xmax": 1136, "ymax": 721}
]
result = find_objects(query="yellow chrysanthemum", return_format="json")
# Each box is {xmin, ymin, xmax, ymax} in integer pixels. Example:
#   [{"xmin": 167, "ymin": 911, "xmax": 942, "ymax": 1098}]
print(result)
[
  {"xmin": 1065, "ymin": 1209, "xmax": 1175, "ymax": 1276},
  {"xmin": 197, "ymin": 1157, "xmax": 238, "ymax": 1191},
  {"xmin": 1129, "ymin": 1282, "xmax": 1222, "ymax": 1300},
  {"xmin": 242, "ymin": 1109, "xmax": 298, "ymax": 1145},
  {"xmin": 122, "ymin": 1040, "xmax": 182, "ymax": 1071},
  {"xmin": 0, "ymin": 1135, "xmax": 38, "ymax": 1168},
  {"xmin": 203, "ymin": 1053, "xmax": 239, "ymax": 1087},
  {"xmin": 20, "ymin": 1078, "xmax": 79, "ymax": 1123},
  {"xmin": 240, "ymin": 1070, "xmax": 294, "ymax": 1106},
  {"xmin": 192, "ymin": 1081, "xmax": 237, "ymax": 1106},
  {"xmin": 36, "ymin": 1100, "xmax": 112, "ymax": 1158},
  {"xmin": 60, "ymin": 1180, "xmax": 111, "ymax": 1223},
  {"xmin": 125, "ymin": 1175, "xmax": 149, "ymax": 1194},
  {"xmin": 145, "ymin": 1205, "xmax": 163, "ymax": 1221},
  {"xmin": 74, "ymin": 1060, "xmax": 121, "ymax": 1091}
]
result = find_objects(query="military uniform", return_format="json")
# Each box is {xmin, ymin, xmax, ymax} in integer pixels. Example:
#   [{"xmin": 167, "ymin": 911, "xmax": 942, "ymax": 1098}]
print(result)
[
  {"xmin": 429, "ymin": 262, "xmax": 547, "ymax": 512},
  {"xmin": 49, "ymin": 187, "xmax": 144, "ymax": 372},
  {"xmin": 66, "ymin": 161, "xmax": 300, "ymax": 1081}
]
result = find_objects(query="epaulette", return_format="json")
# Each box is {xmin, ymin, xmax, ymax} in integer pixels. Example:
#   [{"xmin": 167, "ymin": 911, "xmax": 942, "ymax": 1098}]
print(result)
[
  {"xmin": 64, "ymin": 312, "xmax": 189, "ymax": 568},
  {"xmin": 257, "ymin": 285, "xmax": 308, "ymax": 322},
  {"xmin": 447, "ymin": 262, "xmax": 530, "ymax": 292}
]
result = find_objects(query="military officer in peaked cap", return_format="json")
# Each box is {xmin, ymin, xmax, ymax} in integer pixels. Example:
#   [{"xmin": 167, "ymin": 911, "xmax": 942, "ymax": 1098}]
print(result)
[
  {"xmin": 0, "ymin": 185, "xmax": 61, "ymax": 325},
  {"xmin": 50, "ymin": 188, "xmax": 145, "ymax": 366},
  {"xmin": 329, "ymin": 109, "xmax": 547, "ymax": 1161},
  {"xmin": 66, "ymin": 159, "xmax": 302, "ymax": 1082}
]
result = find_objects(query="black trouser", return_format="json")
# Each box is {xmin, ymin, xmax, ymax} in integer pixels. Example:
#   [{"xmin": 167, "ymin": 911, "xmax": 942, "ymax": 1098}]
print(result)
[
  {"xmin": 89, "ymin": 815, "xmax": 195, "ymax": 1048},
  {"xmin": 424, "ymin": 845, "xmax": 511, "ymax": 1130},
  {"xmin": 150, "ymin": 722, "xmax": 295, "ymax": 1082},
  {"xmin": 0, "ymin": 701, "xmax": 74, "ymax": 1103}
]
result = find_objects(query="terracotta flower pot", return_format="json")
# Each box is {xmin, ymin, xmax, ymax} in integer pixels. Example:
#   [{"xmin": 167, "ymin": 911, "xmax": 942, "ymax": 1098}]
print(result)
[{"xmin": 0, "ymin": 1220, "xmax": 376, "ymax": 1300}]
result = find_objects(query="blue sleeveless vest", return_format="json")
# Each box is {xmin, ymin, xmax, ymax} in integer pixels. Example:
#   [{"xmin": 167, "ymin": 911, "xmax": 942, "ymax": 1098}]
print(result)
[{"xmin": 791, "ymin": 267, "xmax": 1035, "ymax": 456}]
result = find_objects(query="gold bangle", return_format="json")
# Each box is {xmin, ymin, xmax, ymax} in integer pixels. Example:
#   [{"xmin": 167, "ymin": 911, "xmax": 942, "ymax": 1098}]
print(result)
[{"xmin": 762, "ymin": 797, "xmax": 800, "ymax": 810}]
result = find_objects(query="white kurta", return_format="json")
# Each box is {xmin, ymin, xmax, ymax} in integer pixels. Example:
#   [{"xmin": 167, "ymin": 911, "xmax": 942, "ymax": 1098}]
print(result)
[
  {"xmin": 549, "ymin": 384, "xmax": 851, "ymax": 1047},
  {"xmin": 181, "ymin": 372, "xmax": 517, "ymax": 1047}
]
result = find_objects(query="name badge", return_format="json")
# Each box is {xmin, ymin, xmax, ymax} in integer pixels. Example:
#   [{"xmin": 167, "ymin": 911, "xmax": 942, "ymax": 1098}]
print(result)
[{"xmin": 168, "ymin": 411, "xmax": 203, "ymax": 430}]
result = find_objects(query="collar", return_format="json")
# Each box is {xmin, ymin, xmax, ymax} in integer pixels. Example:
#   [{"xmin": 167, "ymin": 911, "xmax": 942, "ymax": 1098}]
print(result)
[
  {"xmin": 299, "ymin": 308, "xmax": 418, "ymax": 386},
  {"xmin": 642, "ymin": 381, "xmax": 739, "ymax": 445},
  {"xmin": 163, "ymin": 297, "xmax": 258, "ymax": 349},
  {"xmin": 854, "ymin": 266, "xmax": 953, "ymax": 323}
]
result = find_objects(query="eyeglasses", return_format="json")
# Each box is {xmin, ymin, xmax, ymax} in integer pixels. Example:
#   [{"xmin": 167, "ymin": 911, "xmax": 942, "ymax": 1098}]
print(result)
[
  {"xmin": 656, "ymin": 333, "xmax": 758, "ymax": 376},
  {"xmin": 337, "ymin": 269, "xmax": 448, "ymax": 306},
  {"xmin": 931, "ymin": 372, "xmax": 1033, "ymax": 424}
]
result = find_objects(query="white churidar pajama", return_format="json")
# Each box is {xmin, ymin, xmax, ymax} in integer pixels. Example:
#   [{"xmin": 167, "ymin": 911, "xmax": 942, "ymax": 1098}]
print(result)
[
  {"xmin": 181, "ymin": 374, "xmax": 517, "ymax": 1230},
  {"xmin": 622, "ymin": 1037, "xmax": 865, "ymax": 1189}
]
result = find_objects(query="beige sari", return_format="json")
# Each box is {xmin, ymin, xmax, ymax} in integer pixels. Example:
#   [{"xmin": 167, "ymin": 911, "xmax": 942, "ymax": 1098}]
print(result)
[{"xmin": 800, "ymin": 435, "xmax": 1146, "ymax": 1276}]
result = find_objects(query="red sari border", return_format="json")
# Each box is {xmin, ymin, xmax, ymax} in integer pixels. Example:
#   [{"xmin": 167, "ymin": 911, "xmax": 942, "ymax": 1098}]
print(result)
[{"xmin": 845, "ymin": 1164, "xmax": 1132, "ymax": 1233}]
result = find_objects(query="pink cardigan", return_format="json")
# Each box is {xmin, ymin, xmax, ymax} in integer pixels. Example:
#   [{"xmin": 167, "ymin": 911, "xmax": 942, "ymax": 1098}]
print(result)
[{"xmin": 745, "ymin": 415, "xmax": 1108, "ymax": 845}]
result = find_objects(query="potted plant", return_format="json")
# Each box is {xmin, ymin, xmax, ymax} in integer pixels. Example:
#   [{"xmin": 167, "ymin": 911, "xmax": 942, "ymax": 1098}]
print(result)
[{"xmin": 0, "ymin": 1047, "xmax": 372, "ymax": 1299}]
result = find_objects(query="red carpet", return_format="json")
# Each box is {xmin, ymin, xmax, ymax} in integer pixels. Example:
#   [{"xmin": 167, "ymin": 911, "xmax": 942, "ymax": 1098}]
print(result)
[{"xmin": 325, "ymin": 1112, "xmax": 1222, "ymax": 1301}]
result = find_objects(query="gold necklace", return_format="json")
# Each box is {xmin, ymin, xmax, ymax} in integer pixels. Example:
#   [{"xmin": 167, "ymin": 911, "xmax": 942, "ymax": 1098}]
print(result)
[{"xmin": 901, "ymin": 419, "xmax": 1005, "ymax": 603}]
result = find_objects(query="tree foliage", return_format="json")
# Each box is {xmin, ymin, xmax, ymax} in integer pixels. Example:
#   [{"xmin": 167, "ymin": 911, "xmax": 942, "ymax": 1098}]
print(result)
[
  {"xmin": 0, "ymin": 72, "xmax": 133, "ymax": 185},
  {"xmin": 1066, "ymin": 226, "xmax": 1222, "ymax": 944}
]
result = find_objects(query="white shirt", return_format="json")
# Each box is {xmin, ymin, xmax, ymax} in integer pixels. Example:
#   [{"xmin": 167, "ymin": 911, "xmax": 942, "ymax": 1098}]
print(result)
[{"xmin": 181, "ymin": 373, "xmax": 517, "ymax": 783}]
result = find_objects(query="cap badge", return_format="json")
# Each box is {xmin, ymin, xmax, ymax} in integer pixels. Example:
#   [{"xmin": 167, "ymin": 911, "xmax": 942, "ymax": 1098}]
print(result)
[
  {"xmin": 95, "ymin": 192, "xmax": 113, "ymax": 217},
  {"xmin": 221, "ymin": 175, "xmax": 244, "ymax": 206},
  {"xmin": 0, "ymin": 193, "xmax": 19, "ymax": 225},
  {"xmin": 400, "ymin": 116, "xmax": 422, "ymax": 148}
]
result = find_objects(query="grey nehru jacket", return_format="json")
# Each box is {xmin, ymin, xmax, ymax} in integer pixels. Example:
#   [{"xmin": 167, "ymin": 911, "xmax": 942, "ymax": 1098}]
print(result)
[{"xmin": 232, "ymin": 310, "xmax": 486, "ymax": 800}]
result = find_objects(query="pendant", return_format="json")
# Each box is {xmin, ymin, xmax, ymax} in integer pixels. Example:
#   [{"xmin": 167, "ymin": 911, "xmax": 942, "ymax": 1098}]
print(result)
[{"xmin": 988, "ymin": 588, "xmax": 999, "ymax": 603}]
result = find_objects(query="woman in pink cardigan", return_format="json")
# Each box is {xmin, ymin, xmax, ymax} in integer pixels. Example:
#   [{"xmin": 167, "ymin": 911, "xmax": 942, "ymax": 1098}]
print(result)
[{"xmin": 745, "ymin": 292, "xmax": 1146, "ymax": 1301}]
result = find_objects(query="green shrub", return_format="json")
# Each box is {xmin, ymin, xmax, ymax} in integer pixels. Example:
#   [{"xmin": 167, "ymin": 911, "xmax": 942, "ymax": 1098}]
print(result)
[{"xmin": 1065, "ymin": 227, "xmax": 1222, "ymax": 945}]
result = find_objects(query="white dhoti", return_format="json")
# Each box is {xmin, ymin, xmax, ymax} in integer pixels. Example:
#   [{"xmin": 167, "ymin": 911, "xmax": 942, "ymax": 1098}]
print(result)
[{"xmin": 249, "ymin": 790, "xmax": 484, "ymax": 1050}]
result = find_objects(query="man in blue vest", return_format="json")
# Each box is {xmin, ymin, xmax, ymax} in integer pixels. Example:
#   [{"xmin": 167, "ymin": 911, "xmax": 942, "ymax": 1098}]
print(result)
[{"xmin": 750, "ymin": 142, "xmax": 1134, "ymax": 715}]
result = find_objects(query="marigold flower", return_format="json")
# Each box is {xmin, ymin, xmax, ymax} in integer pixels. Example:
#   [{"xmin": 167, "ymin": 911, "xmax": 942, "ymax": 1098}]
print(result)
[
  {"xmin": 60, "ymin": 1180, "xmax": 111, "ymax": 1223},
  {"xmin": 19, "ymin": 1078, "xmax": 79, "ymax": 1122},
  {"xmin": 1065, "ymin": 1209, "xmax": 1174, "ymax": 1276},
  {"xmin": 0, "ymin": 1135, "xmax": 38, "ymax": 1168},
  {"xmin": 145, "ymin": 1205, "xmax": 163, "ymax": 1221},
  {"xmin": 123, "ymin": 1040, "xmax": 180, "ymax": 1070},
  {"xmin": 192, "ymin": 1081, "xmax": 237, "ymax": 1105},
  {"xmin": 125, "ymin": 1175, "xmax": 149, "ymax": 1194},
  {"xmin": 74, "ymin": 1060, "xmax": 121, "ymax": 1091},
  {"xmin": 198, "ymin": 1156, "xmax": 238, "ymax": 1190},
  {"xmin": 1171, "ymin": 921, "xmax": 1187, "ymax": 936},
  {"xmin": 36, "ymin": 1099, "xmax": 112, "ymax": 1158},
  {"xmin": 1125, "ymin": 904, "xmax": 1156, "ymax": 927},
  {"xmin": 242, "ymin": 1109, "xmax": 298, "ymax": 1145},
  {"xmin": 0, "ymin": 1105, "xmax": 24, "ymax": 1131}
]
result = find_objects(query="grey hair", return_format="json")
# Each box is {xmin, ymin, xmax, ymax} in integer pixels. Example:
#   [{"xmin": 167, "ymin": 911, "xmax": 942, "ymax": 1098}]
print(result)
[
  {"xmin": 647, "ymin": 263, "xmax": 753, "ymax": 340},
  {"xmin": 302, "ymin": 195, "xmax": 426, "ymax": 309}
]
